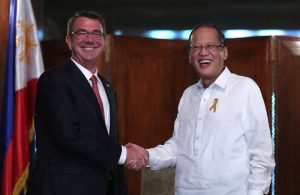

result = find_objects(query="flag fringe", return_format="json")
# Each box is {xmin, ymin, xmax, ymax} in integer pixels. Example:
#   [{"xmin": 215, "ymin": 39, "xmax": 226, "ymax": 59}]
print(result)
[{"xmin": 12, "ymin": 163, "xmax": 29, "ymax": 195}]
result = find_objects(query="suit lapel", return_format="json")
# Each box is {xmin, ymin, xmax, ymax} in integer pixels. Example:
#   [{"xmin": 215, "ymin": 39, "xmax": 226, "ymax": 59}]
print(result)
[{"xmin": 66, "ymin": 61, "xmax": 107, "ymax": 129}]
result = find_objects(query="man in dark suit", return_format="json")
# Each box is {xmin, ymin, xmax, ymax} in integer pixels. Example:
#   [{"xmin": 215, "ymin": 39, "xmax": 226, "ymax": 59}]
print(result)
[{"xmin": 27, "ymin": 10, "xmax": 148, "ymax": 195}]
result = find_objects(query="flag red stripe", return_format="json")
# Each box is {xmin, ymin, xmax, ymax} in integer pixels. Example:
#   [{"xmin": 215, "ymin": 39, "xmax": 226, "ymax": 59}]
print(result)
[
  {"xmin": 1, "ymin": 142, "xmax": 13, "ymax": 195},
  {"xmin": 1, "ymin": 78, "xmax": 38, "ymax": 195}
]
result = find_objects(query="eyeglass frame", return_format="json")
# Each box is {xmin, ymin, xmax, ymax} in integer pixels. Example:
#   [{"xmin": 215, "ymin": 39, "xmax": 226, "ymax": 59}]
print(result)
[
  {"xmin": 70, "ymin": 29, "xmax": 105, "ymax": 39},
  {"xmin": 189, "ymin": 43, "xmax": 225, "ymax": 53}
]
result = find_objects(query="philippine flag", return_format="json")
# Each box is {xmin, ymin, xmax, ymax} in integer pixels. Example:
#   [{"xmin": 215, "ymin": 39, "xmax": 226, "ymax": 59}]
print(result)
[{"xmin": 0, "ymin": 0, "xmax": 44, "ymax": 194}]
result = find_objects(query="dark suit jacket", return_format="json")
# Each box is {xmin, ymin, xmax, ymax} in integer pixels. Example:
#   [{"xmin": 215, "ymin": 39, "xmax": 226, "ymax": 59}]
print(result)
[{"xmin": 27, "ymin": 60, "xmax": 128, "ymax": 195}]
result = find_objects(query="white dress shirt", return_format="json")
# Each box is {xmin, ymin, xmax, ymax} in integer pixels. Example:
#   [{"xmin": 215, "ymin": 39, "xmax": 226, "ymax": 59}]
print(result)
[
  {"xmin": 72, "ymin": 59, "xmax": 126, "ymax": 164},
  {"xmin": 148, "ymin": 67, "xmax": 275, "ymax": 195}
]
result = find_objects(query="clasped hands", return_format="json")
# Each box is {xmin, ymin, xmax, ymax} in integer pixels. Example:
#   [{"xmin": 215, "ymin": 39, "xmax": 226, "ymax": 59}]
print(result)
[{"xmin": 125, "ymin": 143, "xmax": 149, "ymax": 171}]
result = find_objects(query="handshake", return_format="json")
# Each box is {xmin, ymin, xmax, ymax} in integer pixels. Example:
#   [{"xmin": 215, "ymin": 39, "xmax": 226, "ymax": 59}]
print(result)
[{"xmin": 125, "ymin": 143, "xmax": 149, "ymax": 171}]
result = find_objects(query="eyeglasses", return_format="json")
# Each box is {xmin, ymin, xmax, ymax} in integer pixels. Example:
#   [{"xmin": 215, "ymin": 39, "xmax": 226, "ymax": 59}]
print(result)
[
  {"xmin": 189, "ymin": 43, "xmax": 224, "ymax": 52},
  {"xmin": 70, "ymin": 30, "xmax": 105, "ymax": 39}
]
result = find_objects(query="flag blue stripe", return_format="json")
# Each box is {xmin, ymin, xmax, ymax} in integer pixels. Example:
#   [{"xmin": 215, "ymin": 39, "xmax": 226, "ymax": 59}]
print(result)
[{"xmin": 0, "ymin": 0, "xmax": 17, "ymax": 184}]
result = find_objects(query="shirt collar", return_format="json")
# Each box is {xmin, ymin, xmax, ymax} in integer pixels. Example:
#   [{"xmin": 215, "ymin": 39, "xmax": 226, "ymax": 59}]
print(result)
[
  {"xmin": 196, "ymin": 66, "xmax": 231, "ymax": 89},
  {"xmin": 71, "ymin": 58, "xmax": 98, "ymax": 81},
  {"xmin": 214, "ymin": 66, "xmax": 231, "ymax": 89}
]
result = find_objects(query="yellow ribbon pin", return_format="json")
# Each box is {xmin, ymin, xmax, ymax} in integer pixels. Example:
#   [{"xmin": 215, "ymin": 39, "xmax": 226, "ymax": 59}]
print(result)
[{"xmin": 209, "ymin": 98, "xmax": 218, "ymax": 113}]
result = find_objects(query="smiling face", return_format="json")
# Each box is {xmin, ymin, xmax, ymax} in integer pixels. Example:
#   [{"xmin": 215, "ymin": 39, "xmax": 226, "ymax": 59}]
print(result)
[
  {"xmin": 66, "ymin": 16, "xmax": 105, "ymax": 72},
  {"xmin": 189, "ymin": 26, "xmax": 228, "ymax": 88}
]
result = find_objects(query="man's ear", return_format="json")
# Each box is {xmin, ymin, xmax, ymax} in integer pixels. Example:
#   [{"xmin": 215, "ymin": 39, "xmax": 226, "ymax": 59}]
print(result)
[
  {"xmin": 223, "ymin": 46, "xmax": 228, "ymax": 60},
  {"xmin": 65, "ymin": 35, "xmax": 72, "ymax": 50}
]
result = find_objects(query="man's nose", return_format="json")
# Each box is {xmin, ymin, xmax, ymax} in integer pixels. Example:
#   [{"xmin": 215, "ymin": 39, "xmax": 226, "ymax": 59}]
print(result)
[{"xmin": 197, "ymin": 46, "xmax": 210, "ymax": 55}]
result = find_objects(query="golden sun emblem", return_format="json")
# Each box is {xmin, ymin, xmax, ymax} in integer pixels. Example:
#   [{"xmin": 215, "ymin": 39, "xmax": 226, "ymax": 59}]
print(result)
[{"xmin": 16, "ymin": 20, "xmax": 38, "ymax": 65}]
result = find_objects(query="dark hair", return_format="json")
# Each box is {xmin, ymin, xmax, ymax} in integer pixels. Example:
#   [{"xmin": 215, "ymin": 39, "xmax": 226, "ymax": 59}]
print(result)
[
  {"xmin": 67, "ymin": 10, "xmax": 106, "ymax": 36},
  {"xmin": 188, "ymin": 24, "xmax": 225, "ymax": 46}
]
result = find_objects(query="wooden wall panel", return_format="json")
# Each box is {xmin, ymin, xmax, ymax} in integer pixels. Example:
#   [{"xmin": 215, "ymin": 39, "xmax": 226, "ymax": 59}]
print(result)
[
  {"xmin": 40, "ymin": 39, "xmax": 70, "ymax": 69},
  {"xmin": 108, "ymin": 35, "xmax": 192, "ymax": 147},
  {"xmin": 275, "ymin": 36, "xmax": 300, "ymax": 195},
  {"xmin": 0, "ymin": 0, "xmax": 10, "ymax": 114},
  {"xmin": 107, "ymin": 35, "xmax": 195, "ymax": 195}
]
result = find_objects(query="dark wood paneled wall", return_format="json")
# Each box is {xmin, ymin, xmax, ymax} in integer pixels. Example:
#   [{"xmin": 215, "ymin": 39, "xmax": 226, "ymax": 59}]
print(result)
[
  {"xmin": 106, "ymin": 35, "xmax": 196, "ymax": 194},
  {"xmin": 0, "ymin": 0, "xmax": 10, "ymax": 114},
  {"xmin": 106, "ymin": 35, "xmax": 194, "ymax": 147},
  {"xmin": 40, "ymin": 39, "xmax": 69, "ymax": 69},
  {"xmin": 275, "ymin": 36, "xmax": 300, "ymax": 195}
]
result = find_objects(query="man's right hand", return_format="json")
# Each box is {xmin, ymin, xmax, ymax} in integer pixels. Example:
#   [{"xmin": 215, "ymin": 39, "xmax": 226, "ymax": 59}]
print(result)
[{"xmin": 125, "ymin": 143, "xmax": 149, "ymax": 171}]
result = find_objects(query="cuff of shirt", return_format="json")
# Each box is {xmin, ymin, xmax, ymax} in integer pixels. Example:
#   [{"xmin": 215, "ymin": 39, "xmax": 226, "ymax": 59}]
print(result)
[
  {"xmin": 145, "ymin": 148, "xmax": 159, "ymax": 169},
  {"xmin": 145, "ymin": 149, "xmax": 151, "ymax": 168},
  {"xmin": 248, "ymin": 189, "xmax": 264, "ymax": 195},
  {"xmin": 118, "ymin": 145, "xmax": 127, "ymax": 165}
]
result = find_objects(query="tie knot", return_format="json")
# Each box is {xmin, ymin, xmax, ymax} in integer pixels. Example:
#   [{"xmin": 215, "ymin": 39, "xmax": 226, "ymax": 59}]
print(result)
[{"xmin": 90, "ymin": 75, "xmax": 97, "ymax": 84}]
